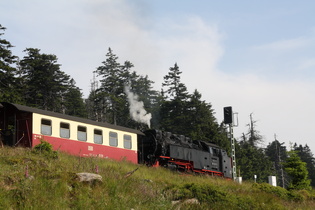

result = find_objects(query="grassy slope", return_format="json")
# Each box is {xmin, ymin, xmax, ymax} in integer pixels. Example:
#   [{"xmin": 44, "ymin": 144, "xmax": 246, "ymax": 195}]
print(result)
[{"xmin": 0, "ymin": 147, "xmax": 315, "ymax": 210}]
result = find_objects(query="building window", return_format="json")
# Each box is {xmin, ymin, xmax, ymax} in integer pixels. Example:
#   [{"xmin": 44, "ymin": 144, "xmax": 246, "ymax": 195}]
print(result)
[
  {"xmin": 77, "ymin": 126, "xmax": 87, "ymax": 141},
  {"xmin": 60, "ymin": 122, "xmax": 70, "ymax": 138},
  {"xmin": 109, "ymin": 132, "xmax": 118, "ymax": 147},
  {"xmin": 94, "ymin": 129, "xmax": 103, "ymax": 144},
  {"xmin": 41, "ymin": 119, "xmax": 52, "ymax": 135},
  {"xmin": 123, "ymin": 135, "xmax": 132, "ymax": 149}
]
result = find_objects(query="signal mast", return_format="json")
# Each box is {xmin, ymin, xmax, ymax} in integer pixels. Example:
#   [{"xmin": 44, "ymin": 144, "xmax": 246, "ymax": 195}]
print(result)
[{"xmin": 224, "ymin": 106, "xmax": 238, "ymax": 180}]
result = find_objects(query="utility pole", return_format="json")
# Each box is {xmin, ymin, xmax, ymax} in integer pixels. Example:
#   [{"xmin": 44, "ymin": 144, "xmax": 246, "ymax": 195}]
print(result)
[{"xmin": 275, "ymin": 134, "xmax": 285, "ymax": 188}]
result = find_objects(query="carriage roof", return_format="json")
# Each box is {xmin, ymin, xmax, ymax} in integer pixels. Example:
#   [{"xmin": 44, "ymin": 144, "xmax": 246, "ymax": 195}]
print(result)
[{"xmin": 0, "ymin": 102, "xmax": 144, "ymax": 135}]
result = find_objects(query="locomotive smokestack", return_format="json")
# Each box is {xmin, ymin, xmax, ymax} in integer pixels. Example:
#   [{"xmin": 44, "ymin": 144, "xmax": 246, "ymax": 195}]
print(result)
[{"xmin": 124, "ymin": 84, "xmax": 152, "ymax": 128}]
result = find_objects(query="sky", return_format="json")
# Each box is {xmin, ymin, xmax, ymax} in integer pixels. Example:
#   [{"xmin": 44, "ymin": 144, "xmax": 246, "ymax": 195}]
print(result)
[{"xmin": 1, "ymin": 0, "xmax": 315, "ymax": 154}]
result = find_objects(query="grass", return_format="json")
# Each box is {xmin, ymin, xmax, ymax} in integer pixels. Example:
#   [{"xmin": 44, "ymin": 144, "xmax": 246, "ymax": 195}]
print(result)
[{"xmin": 1, "ymin": 146, "xmax": 315, "ymax": 209}]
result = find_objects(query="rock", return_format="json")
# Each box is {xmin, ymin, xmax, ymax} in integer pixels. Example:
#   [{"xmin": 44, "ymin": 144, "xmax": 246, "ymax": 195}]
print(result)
[
  {"xmin": 76, "ymin": 172, "xmax": 102, "ymax": 182},
  {"xmin": 172, "ymin": 200, "xmax": 181, "ymax": 205},
  {"xmin": 183, "ymin": 198, "xmax": 199, "ymax": 205},
  {"xmin": 172, "ymin": 198, "xmax": 200, "ymax": 209}
]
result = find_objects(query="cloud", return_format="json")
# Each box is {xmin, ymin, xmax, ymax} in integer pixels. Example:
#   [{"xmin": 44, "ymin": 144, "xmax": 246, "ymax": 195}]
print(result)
[
  {"xmin": 298, "ymin": 58, "xmax": 315, "ymax": 70},
  {"xmin": 253, "ymin": 37, "xmax": 311, "ymax": 52},
  {"xmin": 231, "ymin": 32, "xmax": 315, "ymax": 81},
  {"xmin": 2, "ymin": 0, "xmax": 224, "ymax": 97},
  {"xmin": 208, "ymin": 71, "xmax": 315, "ymax": 148},
  {"xmin": 150, "ymin": 16, "xmax": 225, "ymax": 91}
]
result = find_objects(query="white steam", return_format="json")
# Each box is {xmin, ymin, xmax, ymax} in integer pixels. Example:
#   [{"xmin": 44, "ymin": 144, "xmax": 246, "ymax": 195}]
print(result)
[{"xmin": 124, "ymin": 84, "xmax": 152, "ymax": 128}]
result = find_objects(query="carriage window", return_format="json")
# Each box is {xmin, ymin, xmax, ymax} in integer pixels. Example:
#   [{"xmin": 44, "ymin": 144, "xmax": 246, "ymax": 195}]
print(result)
[
  {"xmin": 41, "ymin": 119, "xmax": 52, "ymax": 135},
  {"xmin": 94, "ymin": 129, "xmax": 103, "ymax": 144},
  {"xmin": 109, "ymin": 132, "xmax": 118, "ymax": 147},
  {"xmin": 77, "ymin": 126, "xmax": 87, "ymax": 141},
  {"xmin": 60, "ymin": 122, "xmax": 70, "ymax": 138},
  {"xmin": 123, "ymin": 135, "xmax": 132, "ymax": 149}
]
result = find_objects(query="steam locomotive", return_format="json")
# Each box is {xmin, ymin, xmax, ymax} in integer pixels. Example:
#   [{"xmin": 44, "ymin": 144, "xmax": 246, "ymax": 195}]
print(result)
[
  {"xmin": 0, "ymin": 102, "xmax": 232, "ymax": 178},
  {"xmin": 138, "ymin": 129, "xmax": 232, "ymax": 178}
]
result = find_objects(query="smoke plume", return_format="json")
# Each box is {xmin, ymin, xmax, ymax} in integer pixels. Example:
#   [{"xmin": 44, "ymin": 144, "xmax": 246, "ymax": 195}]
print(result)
[{"xmin": 124, "ymin": 84, "xmax": 152, "ymax": 128}]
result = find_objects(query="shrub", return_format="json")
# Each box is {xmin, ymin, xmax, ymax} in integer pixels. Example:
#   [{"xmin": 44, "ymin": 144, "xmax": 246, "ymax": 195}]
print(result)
[
  {"xmin": 32, "ymin": 140, "xmax": 58, "ymax": 159},
  {"xmin": 165, "ymin": 183, "xmax": 227, "ymax": 203},
  {"xmin": 253, "ymin": 183, "xmax": 289, "ymax": 199},
  {"xmin": 288, "ymin": 190, "xmax": 306, "ymax": 202}
]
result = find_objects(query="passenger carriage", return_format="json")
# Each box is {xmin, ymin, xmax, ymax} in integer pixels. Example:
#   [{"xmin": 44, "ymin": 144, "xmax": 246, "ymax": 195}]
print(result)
[{"xmin": 0, "ymin": 102, "xmax": 143, "ymax": 163}]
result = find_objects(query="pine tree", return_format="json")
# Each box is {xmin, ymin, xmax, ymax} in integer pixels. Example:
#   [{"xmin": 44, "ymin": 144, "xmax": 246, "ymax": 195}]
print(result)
[
  {"xmin": 283, "ymin": 150, "xmax": 311, "ymax": 190},
  {"xmin": 94, "ymin": 48, "xmax": 126, "ymax": 124},
  {"xmin": 63, "ymin": 79, "xmax": 87, "ymax": 118},
  {"xmin": 93, "ymin": 48, "xmax": 155, "ymax": 129},
  {"xmin": 19, "ymin": 48, "xmax": 70, "ymax": 111},
  {"xmin": 186, "ymin": 89, "xmax": 229, "ymax": 150},
  {"xmin": 160, "ymin": 63, "xmax": 190, "ymax": 134},
  {"xmin": 236, "ymin": 139, "xmax": 273, "ymax": 182},
  {"xmin": 247, "ymin": 113, "xmax": 263, "ymax": 146},
  {"xmin": 293, "ymin": 144, "xmax": 315, "ymax": 187},
  {"xmin": 265, "ymin": 139, "xmax": 288, "ymax": 187},
  {"xmin": 0, "ymin": 24, "xmax": 21, "ymax": 103},
  {"xmin": 162, "ymin": 63, "xmax": 189, "ymax": 100},
  {"xmin": 236, "ymin": 114, "xmax": 273, "ymax": 182}
]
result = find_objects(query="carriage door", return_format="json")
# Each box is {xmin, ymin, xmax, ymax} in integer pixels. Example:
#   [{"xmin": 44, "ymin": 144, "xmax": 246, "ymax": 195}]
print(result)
[
  {"xmin": 0, "ymin": 104, "xmax": 32, "ymax": 147},
  {"xmin": 0, "ymin": 110, "xmax": 16, "ymax": 146},
  {"xmin": 15, "ymin": 112, "xmax": 32, "ymax": 147}
]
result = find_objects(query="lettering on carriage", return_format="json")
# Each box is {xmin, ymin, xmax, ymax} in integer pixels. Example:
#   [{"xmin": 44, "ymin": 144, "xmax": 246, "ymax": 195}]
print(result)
[
  {"xmin": 89, "ymin": 153, "xmax": 97, "ymax": 157},
  {"xmin": 88, "ymin": 146, "xmax": 93, "ymax": 151}
]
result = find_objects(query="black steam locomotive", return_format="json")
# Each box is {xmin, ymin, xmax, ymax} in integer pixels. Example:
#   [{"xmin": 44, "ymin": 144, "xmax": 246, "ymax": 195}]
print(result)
[{"xmin": 138, "ymin": 129, "xmax": 232, "ymax": 178}]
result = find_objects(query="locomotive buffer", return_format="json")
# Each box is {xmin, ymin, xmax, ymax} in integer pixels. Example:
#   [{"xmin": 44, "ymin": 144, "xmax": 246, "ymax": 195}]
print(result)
[{"xmin": 224, "ymin": 106, "xmax": 237, "ymax": 181}]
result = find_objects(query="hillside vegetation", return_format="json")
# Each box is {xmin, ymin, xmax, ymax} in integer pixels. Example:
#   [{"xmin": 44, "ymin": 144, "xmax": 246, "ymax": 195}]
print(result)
[{"xmin": 0, "ymin": 146, "xmax": 315, "ymax": 210}]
